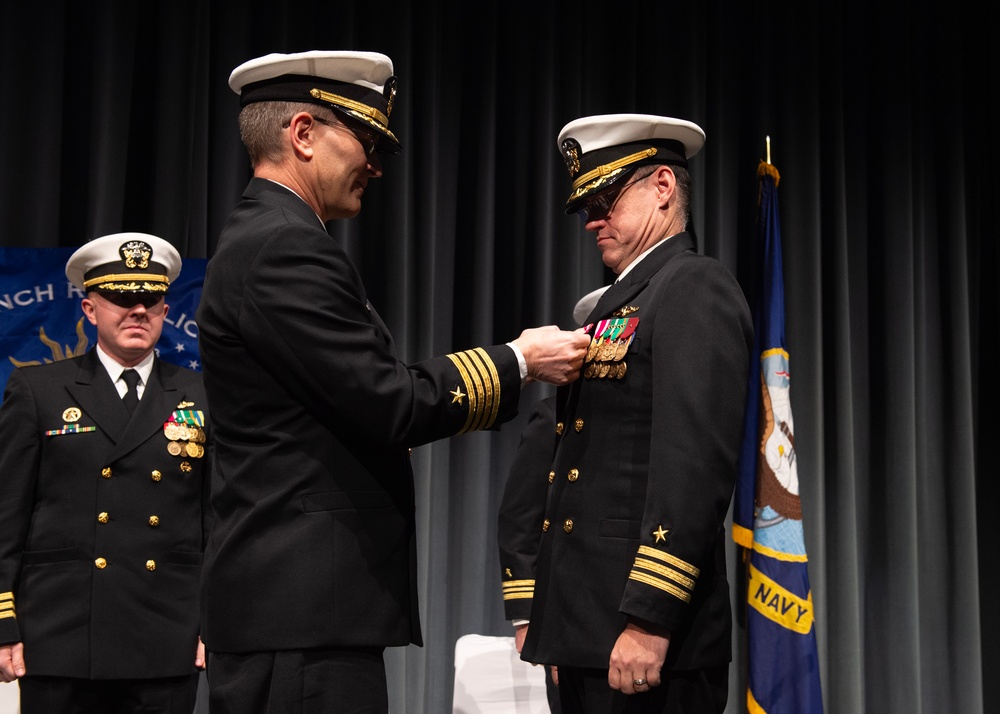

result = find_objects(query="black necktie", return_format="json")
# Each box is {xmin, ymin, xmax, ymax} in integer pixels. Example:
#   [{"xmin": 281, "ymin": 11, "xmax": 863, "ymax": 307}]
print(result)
[{"xmin": 121, "ymin": 369, "xmax": 140, "ymax": 415}]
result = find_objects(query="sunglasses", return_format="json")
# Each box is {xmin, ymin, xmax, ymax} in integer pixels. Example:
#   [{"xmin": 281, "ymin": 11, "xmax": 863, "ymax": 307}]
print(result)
[{"xmin": 578, "ymin": 172, "xmax": 650, "ymax": 223}]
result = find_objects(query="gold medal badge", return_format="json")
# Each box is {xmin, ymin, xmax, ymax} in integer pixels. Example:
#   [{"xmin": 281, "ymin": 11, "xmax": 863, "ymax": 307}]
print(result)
[{"xmin": 584, "ymin": 317, "xmax": 638, "ymax": 379}]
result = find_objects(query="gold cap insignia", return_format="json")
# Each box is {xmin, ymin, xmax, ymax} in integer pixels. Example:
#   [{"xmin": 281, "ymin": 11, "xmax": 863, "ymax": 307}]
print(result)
[
  {"xmin": 119, "ymin": 240, "xmax": 152, "ymax": 269},
  {"xmin": 561, "ymin": 138, "xmax": 581, "ymax": 177}
]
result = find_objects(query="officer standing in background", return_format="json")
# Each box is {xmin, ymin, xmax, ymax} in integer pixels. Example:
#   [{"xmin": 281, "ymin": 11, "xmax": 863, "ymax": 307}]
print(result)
[
  {"xmin": 0, "ymin": 233, "xmax": 210, "ymax": 714},
  {"xmin": 520, "ymin": 115, "xmax": 753, "ymax": 713}
]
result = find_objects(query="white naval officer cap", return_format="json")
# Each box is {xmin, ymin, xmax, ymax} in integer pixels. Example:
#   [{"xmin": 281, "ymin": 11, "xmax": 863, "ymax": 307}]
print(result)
[
  {"xmin": 65, "ymin": 232, "xmax": 181, "ymax": 295},
  {"xmin": 557, "ymin": 113, "xmax": 705, "ymax": 214},
  {"xmin": 229, "ymin": 50, "xmax": 401, "ymax": 155}
]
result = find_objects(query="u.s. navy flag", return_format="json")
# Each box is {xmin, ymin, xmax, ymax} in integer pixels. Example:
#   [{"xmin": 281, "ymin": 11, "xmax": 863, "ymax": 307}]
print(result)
[
  {"xmin": 0, "ymin": 246, "xmax": 206, "ymax": 394},
  {"xmin": 732, "ymin": 161, "xmax": 823, "ymax": 713}
]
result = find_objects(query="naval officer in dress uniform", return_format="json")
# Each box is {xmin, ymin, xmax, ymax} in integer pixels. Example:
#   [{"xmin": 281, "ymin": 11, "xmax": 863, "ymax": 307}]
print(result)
[
  {"xmin": 519, "ymin": 115, "xmax": 754, "ymax": 713},
  {"xmin": 195, "ymin": 50, "xmax": 589, "ymax": 713},
  {"xmin": 0, "ymin": 233, "xmax": 210, "ymax": 713}
]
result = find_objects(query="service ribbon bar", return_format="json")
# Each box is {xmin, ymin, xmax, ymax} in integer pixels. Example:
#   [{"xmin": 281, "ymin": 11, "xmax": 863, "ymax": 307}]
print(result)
[
  {"xmin": 171, "ymin": 409, "xmax": 205, "ymax": 426},
  {"xmin": 45, "ymin": 424, "xmax": 97, "ymax": 436}
]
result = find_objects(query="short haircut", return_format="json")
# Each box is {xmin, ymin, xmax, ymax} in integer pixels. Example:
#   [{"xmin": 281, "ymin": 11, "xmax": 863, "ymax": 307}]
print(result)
[
  {"xmin": 633, "ymin": 163, "xmax": 691, "ymax": 225},
  {"xmin": 238, "ymin": 101, "xmax": 338, "ymax": 166}
]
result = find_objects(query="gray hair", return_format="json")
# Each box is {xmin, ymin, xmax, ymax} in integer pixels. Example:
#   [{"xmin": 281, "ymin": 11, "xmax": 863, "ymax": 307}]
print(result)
[
  {"xmin": 238, "ymin": 101, "xmax": 336, "ymax": 166},
  {"xmin": 633, "ymin": 163, "xmax": 691, "ymax": 224}
]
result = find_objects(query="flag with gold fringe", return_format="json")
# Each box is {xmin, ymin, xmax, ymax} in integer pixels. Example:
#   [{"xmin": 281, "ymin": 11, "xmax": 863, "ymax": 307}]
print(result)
[{"xmin": 732, "ymin": 158, "xmax": 823, "ymax": 714}]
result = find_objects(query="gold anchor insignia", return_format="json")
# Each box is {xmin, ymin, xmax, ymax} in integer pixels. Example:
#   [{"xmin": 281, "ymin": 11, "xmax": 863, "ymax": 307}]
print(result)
[
  {"xmin": 450, "ymin": 386, "xmax": 466, "ymax": 405},
  {"xmin": 653, "ymin": 525, "xmax": 669, "ymax": 543}
]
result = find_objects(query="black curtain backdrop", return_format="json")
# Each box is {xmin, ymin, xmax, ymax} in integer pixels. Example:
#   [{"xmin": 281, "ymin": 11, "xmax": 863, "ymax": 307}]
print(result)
[{"xmin": 1, "ymin": 2, "xmax": 995, "ymax": 713}]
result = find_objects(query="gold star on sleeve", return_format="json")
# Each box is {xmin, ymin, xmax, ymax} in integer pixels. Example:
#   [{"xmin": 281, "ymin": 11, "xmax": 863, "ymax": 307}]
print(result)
[{"xmin": 450, "ymin": 386, "xmax": 466, "ymax": 405}]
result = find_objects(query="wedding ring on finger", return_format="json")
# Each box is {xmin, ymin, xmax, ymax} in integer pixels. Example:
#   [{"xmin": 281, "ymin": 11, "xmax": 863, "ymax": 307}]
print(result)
[{"xmin": 633, "ymin": 677, "xmax": 647, "ymax": 686}]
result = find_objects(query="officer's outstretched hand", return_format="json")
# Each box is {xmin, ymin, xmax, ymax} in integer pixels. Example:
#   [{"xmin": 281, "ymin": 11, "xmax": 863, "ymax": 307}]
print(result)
[
  {"xmin": 0, "ymin": 642, "xmax": 25, "ymax": 682},
  {"xmin": 513, "ymin": 326, "xmax": 591, "ymax": 385}
]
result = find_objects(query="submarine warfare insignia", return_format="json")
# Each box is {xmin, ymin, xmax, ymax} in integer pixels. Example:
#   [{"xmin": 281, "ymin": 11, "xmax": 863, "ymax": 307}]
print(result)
[
  {"xmin": 584, "ymin": 317, "xmax": 639, "ymax": 380},
  {"xmin": 163, "ymin": 408, "xmax": 206, "ymax": 459}
]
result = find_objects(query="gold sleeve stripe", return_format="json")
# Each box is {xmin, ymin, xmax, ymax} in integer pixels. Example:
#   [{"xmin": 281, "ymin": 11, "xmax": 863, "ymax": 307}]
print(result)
[
  {"xmin": 469, "ymin": 348, "xmax": 502, "ymax": 428},
  {"xmin": 629, "ymin": 571, "xmax": 692, "ymax": 603},
  {"xmin": 0, "ymin": 591, "xmax": 12, "ymax": 618},
  {"xmin": 451, "ymin": 351, "xmax": 486, "ymax": 432},
  {"xmin": 637, "ymin": 545, "xmax": 700, "ymax": 577},
  {"xmin": 502, "ymin": 579, "xmax": 535, "ymax": 588},
  {"xmin": 502, "ymin": 584, "xmax": 534, "ymax": 593},
  {"xmin": 446, "ymin": 353, "xmax": 478, "ymax": 433},
  {"xmin": 448, "ymin": 348, "xmax": 503, "ymax": 433},
  {"xmin": 503, "ymin": 591, "xmax": 535, "ymax": 601},
  {"xmin": 453, "ymin": 350, "xmax": 487, "ymax": 431},
  {"xmin": 633, "ymin": 557, "xmax": 696, "ymax": 591}
]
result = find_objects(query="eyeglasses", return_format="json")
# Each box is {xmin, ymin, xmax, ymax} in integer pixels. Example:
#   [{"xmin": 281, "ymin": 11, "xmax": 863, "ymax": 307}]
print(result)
[
  {"xmin": 313, "ymin": 115, "xmax": 380, "ymax": 157},
  {"xmin": 578, "ymin": 172, "xmax": 650, "ymax": 223}
]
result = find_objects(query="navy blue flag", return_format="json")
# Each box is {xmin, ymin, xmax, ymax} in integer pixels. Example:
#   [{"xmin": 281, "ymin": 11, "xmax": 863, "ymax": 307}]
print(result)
[
  {"xmin": 732, "ymin": 162, "xmax": 823, "ymax": 714},
  {"xmin": 0, "ymin": 247, "xmax": 205, "ymax": 395}
]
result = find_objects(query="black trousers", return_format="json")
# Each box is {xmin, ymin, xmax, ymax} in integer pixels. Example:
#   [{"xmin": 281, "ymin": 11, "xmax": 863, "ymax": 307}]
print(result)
[
  {"xmin": 18, "ymin": 673, "xmax": 200, "ymax": 714},
  {"xmin": 556, "ymin": 664, "xmax": 728, "ymax": 714},
  {"xmin": 207, "ymin": 647, "xmax": 387, "ymax": 714}
]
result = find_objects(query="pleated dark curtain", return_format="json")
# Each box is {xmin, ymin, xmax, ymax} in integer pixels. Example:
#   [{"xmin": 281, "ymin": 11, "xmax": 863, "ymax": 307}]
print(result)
[{"xmin": 1, "ymin": 1, "xmax": 995, "ymax": 713}]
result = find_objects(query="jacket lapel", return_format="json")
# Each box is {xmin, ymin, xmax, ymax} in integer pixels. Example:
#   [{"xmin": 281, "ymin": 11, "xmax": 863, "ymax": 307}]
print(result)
[
  {"xmin": 106, "ymin": 359, "xmax": 179, "ymax": 463},
  {"xmin": 583, "ymin": 232, "xmax": 695, "ymax": 324},
  {"xmin": 66, "ymin": 349, "xmax": 129, "ymax": 443}
]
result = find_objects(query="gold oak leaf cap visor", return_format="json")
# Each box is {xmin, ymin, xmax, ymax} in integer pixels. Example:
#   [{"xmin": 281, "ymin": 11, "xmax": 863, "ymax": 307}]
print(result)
[
  {"xmin": 230, "ymin": 50, "xmax": 402, "ymax": 155},
  {"xmin": 66, "ymin": 232, "xmax": 181, "ymax": 295},
  {"xmin": 557, "ymin": 113, "xmax": 705, "ymax": 214}
]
